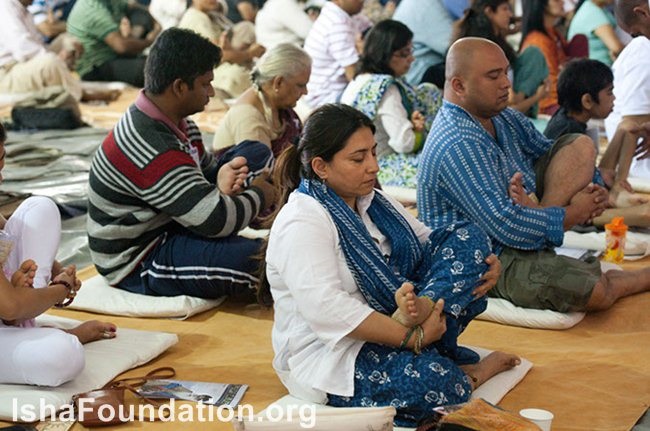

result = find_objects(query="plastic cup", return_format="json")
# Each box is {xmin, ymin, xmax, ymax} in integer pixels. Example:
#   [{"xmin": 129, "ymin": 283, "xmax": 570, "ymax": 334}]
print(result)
[
  {"xmin": 519, "ymin": 408, "xmax": 554, "ymax": 431},
  {"xmin": 604, "ymin": 217, "xmax": 627, "ymax": 264}
]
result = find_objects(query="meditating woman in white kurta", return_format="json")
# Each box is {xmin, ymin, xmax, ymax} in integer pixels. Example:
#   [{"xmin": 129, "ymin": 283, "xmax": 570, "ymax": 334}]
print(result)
[
  {"xmin": 260, "ymin": 104, "xmax": 519, "ymax": 426},
  {"xmin": 0, "ymin": 123, "xmax": 115, "ymax": 387}
]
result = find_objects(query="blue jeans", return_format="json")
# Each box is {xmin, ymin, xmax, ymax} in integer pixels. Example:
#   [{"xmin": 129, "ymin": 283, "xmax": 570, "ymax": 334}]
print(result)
[{"xmin": 118, "ymin": 140, "xmax": 272, "ymax": 300}]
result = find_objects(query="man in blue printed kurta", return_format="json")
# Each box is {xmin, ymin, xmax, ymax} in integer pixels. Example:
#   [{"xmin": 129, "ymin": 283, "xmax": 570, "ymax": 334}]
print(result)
[{"xmin": 417, "ymin": 37, "xmax": 650, "ymax": 313}]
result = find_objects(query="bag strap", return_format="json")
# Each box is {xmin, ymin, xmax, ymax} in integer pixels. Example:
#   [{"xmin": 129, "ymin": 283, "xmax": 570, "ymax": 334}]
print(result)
[
  {"xmin": 103, "ymin": 366, "xmax": 176, "ymax": 390},
  {"xmin": 103, "ymin": 367, "xmax": 176, "ymax": 422}
]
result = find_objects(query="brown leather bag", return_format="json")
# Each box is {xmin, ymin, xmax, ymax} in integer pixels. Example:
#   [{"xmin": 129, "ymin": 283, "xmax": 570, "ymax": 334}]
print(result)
[{"xmin": 72, "ymin": 367, "xmax": 175, "ymax": 427}]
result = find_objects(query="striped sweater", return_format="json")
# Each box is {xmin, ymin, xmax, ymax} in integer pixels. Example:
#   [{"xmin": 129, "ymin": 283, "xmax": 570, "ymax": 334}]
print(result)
[{"xmin": 88, "ymin": 103, "xmax": 265, "ymax": 284}]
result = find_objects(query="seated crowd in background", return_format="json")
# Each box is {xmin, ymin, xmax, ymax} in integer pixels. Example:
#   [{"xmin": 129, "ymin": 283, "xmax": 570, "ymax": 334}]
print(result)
[
  {"xmin": 341, "ymin": 19, "xmax": 441, "ymax": 188},
  {"xmin": 213, "ymin": 43, "xmax": 310, "ymax": 158}
]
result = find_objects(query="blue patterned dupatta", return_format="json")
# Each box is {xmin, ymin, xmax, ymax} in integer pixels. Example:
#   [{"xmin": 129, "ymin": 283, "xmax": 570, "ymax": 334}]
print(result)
[
  {"xmin": 298, "ymin": 178, "xmax": 492, "ymax": 362},
  {"xmin": 298, "ymin": 178, "xmax": 430, "ymax": 314}
]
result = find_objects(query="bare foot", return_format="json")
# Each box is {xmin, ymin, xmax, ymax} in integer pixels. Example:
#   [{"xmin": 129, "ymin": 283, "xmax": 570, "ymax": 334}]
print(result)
[
  {"xmin": 50, "ymin": 260, "xmax": 64, "ymax": 281},
  {"xmin": 53, "ymin": 264, "xmax": 82, "ymax": 292},
  {"xmin": 393, "ymin": 282, "xmax": 434, "ymax": 326},
  {"xmin": 611, "ymin": 188, "xmax": 649, "ymax": 208},
  {"xmin": 66, "ymin": 320, "xmax": 117, "ymax": 344},
  {"xmin": 460, "ymin": 351, "xmax": 521, "ymax": 389},
  {"xmin": 217, "ymin": 156, "xmax": 249, "ymax": 196},
  {"xmin": 11, "ymin": 259, "xmax": 37, "ymax": 288},
  {"xmin": 509, "ymin": 172, "xmax": 540, "ymax": 208},
  {"xmin": 81, "ymin": 89, "xmax": 121, "ymax": 103}
]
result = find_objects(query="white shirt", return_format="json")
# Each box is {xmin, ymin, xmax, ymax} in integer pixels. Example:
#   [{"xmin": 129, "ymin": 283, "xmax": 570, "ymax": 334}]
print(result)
[
  {"xmin": 341, "ymin": 74, "xmax": 417, "ymax": 158},
  {"xmin": 267, "ymin": 189, "xmax": 431, "ymax": 401},
  {"xmin": 149, "ymin": 0, "xmax": 188, "ymax": 30},
  {"xmin": 255, "ymin": 0, "xmax": 313, "ymax": 50},
  {"xmin": 0, "ymin": 0, "xmax": 47, "ymax": 67},
  {"xmin": 604, "ymin": 36, "xmax": 650, "ymax": 178},
  {"xmin": 303, "ymin": 2, "xmax": 359, "ymax": 108}
]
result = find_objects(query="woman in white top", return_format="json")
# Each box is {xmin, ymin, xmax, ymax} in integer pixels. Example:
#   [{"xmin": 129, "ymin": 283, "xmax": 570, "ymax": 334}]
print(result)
[
  {"xmin": 341, "ymin": 20, "xmax": 442, "ymax": 189},
  {"xmin": 261, "ymin": 104, "xmax": 519, "ymax": 427},
  {"xmin": 0, "ymin": 123, "xmax": 116, "ymax": 387},
  {"xmin": 212, "ymin": 43, "xmax": 310, "ymax": 157}
]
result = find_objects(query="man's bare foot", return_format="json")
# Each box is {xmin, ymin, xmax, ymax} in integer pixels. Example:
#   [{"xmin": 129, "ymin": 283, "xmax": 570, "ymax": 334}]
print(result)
[
  {"xmin": 611, "ymin": 188, "xmax": 649, "ymax": 208},
  {"xmin": 460, "ymin": 351, "xmax": 521, "ymax": 389},
  {"xmin": 66, "ymin": 320, "xmax": 117, "ymax": 344},
  {"xmin": 509, "ymin": 172, "xmax": 540, "ymax": 208},
  {"xmin": 217, "ymin": 156, "xmax": 249, "ymax": 196},
  {"xmin": 393, "ymin": 282, "xmax": 434, "ymax": 326},
  {"xmin": 11, "ymin": 259, "xmax": 37, "ymax": 288},
  {"xmin": 81, "ymin": 89, "xmax": 121, "ymax": 103}
]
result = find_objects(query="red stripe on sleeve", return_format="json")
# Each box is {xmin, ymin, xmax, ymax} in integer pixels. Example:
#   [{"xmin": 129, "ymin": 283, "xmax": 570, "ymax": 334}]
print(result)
[{"xmin": 102, "ymin": 132, "xmax": 196, "ymax": 190}]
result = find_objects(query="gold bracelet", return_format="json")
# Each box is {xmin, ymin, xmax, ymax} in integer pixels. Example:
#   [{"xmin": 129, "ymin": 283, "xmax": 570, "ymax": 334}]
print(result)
[{"xmin": 413, "ymin": 325, "xmax": 424, "ymax": 355}]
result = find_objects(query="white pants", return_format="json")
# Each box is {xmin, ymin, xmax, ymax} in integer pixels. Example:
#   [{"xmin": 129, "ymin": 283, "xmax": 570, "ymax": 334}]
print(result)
[
  {"xmin": 0, "ymin": 196, "xmax": 84, "ymax": 386},
  {"xmin": 0, "ymin": 52, "xmax": 82, "ymax": 101}
]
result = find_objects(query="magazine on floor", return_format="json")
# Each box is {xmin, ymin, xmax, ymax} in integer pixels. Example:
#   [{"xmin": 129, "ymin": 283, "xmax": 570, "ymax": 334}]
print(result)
[{"xmin": 138, "ymin": 379, "xmax": 248, "ymax": 407}]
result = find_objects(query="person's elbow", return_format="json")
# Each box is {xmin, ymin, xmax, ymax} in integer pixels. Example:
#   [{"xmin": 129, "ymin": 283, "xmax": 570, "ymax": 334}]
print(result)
[
  {"xmin": 106, "ymin": 38, "xmax": 129, "ymax": 55},
  {"xmin": 105, "ymin": 33, "xmax": 138, "ymax": 55},
  {"xmin": 389, "ymin": 131, "xmax": 416, "ymax": 154}
]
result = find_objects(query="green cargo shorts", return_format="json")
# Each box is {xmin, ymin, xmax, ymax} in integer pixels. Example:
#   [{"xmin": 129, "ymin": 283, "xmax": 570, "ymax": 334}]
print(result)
[{"xmin": 490, "ymin": 247, "xmax": 601, "ymax": 312}]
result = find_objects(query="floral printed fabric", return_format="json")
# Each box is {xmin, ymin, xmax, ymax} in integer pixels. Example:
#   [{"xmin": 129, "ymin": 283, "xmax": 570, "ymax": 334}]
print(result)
[
  {"xmin": 328, "ymin": 223, "xmax": 492, "ymax": 427},
  {"xmin": 351, "ymin": 74, "xmax": 442, "ymax": 131},
  {"xmin": 350, "ymin": 74, "xmax": 442, "ymax": 188},
  {"xmin": 377, "ymin": 151, "xmax": 421, "ymax": 188}
]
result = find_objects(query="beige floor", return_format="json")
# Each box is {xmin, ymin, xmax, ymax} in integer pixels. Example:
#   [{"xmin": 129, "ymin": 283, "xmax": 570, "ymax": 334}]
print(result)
[
  {"xmin": 0, "ymin": 262, "xmax": 647, "ymax": 431},
  {"xmin": 78, "ymin": 87, "xmax": 229, "ymax": 133}
]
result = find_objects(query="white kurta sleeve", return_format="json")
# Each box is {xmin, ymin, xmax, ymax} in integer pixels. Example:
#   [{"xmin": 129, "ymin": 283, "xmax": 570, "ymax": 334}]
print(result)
[{"xmin": 268, "ymin": 196, "xmax": 374, "ymax": 350}]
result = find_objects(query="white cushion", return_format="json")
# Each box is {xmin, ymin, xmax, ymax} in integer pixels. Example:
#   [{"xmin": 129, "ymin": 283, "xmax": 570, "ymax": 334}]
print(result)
[
  {"xmin": 69, "ymin": 274, "xmax": 225, "ymax": 319},
  {"xmin": 477, "ymin": 259, "xmax": 625, "ymax": 330},
  {"xmin": 247, "ymin": 346, "xmax": 532, "ymax": 431},
  {"xmin": 477, "ymin": 298, "xmax": 585, "ymax": 329},
  {"xmin": 0, "ymin": 314, "xmax": 178, "ymax": 422},
  {"xmin": 628, "ymin": 176, "xmax": 650, "ymax": 193},
  {"xmin": 382, "ymin": 186, "xmax": 416, "ymax": 204}
]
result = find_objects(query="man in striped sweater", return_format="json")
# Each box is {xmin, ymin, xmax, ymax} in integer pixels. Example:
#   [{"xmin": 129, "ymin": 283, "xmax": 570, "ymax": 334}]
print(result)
[
  {"xmin": 88, "ymin": 28, "xmax": 275, "ymax": 300},
  {"xmin": 417, "ymin": 37, "xmax": 650, "ymax": 313}
]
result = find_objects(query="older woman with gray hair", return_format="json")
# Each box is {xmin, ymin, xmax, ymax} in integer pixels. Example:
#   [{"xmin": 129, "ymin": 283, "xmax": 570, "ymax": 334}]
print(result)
[{"xmin": 212, "ymin": 43, "xmax": 312, "ymax": 157}]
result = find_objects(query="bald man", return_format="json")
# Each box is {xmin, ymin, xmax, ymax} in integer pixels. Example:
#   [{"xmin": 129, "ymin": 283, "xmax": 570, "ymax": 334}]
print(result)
[
  {"xmin": 417, "ymin": 37, "xmax": 650, "ymax": 313},
  {"xmin": 615, "ymin": 0, "xmax": 650, "ymax": 38}
]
